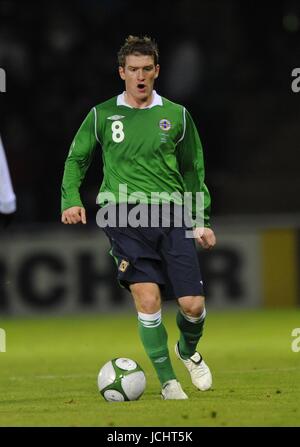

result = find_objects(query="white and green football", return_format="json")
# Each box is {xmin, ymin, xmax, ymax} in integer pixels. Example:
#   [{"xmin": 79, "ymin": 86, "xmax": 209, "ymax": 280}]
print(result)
[{"xmin": 97, "ymin": 358, "xmax": 146, "ymax": 402}]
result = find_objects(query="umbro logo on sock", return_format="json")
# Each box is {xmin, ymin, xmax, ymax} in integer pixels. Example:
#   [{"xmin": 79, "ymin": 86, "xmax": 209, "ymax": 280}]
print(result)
[{"xmin": 154, "ymin": 356, "xmax": 167, "ymax": 363}]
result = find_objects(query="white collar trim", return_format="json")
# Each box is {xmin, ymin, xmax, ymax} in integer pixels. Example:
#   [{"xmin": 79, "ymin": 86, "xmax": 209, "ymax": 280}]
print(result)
[{"xmin": 117, "ymin": 90, "xmax": 163, "ymax": 109}]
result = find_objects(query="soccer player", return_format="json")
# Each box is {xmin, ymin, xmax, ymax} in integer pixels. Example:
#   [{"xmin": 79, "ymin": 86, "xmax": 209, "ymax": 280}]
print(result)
[
  {"xmin": 0, "ymin": 134, "xmax": 16, "ymax": 228},
  {"xmin": 61, "ymin": 36, "xmax": 216, "ymax": 400}
]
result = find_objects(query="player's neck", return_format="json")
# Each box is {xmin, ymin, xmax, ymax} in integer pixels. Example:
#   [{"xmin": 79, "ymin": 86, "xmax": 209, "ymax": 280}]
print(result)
[{"xmin": 124, "ymin": 91, "xmax": 154, "ymax": 109}]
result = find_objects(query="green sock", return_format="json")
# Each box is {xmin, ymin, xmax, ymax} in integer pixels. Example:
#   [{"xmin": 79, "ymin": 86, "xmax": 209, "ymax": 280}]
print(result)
[
  {"xmin": 138, "ymin": 310, "xmax": 176, "ymax": 385},
  {"xmin": 176, "ymin": 308, "xmax": 206, "ymax": 359}
]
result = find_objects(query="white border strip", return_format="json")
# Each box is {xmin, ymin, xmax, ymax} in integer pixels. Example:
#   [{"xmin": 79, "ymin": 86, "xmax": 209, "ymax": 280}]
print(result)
[
  {"xmin": 93, "ymin": 107, "xmax": 101, "ymax": 144},
  {"xmin": 176, "ymin": 107, "xmax": 186, "ymax": 145}
]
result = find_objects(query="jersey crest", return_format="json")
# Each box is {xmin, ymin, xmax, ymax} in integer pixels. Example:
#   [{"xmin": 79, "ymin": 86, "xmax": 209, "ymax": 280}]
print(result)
[{"xmin": 159, "ymin": 119, "xmax": 172, "ymax": 131}]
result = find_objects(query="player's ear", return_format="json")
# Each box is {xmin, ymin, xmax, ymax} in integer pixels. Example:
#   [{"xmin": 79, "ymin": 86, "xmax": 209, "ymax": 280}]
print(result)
[
  {"xmin": 154, "ymin": 64, "xmax": 160, "ymax": 79},
  {"xmin": 119, "ymin": 66, "xmax": 126, "ymax": 80}
]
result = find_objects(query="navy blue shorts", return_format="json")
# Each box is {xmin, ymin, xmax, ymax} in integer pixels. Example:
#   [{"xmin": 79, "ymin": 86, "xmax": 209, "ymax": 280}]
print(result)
[{"xmin": 102, "ymin": 204, "xmax": 204, "ymax": 300}]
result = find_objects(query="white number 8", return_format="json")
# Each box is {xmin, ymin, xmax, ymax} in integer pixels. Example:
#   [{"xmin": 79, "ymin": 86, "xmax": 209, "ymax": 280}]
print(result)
[{"xmin": 111, "ymin": 120, "xmax": 124, "ymax": 143}]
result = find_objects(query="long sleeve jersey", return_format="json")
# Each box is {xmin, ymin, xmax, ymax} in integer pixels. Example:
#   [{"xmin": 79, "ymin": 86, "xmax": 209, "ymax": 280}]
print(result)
[{"xmin": 61, "ymin": 91, "xmax": 211, "ymax": 227}]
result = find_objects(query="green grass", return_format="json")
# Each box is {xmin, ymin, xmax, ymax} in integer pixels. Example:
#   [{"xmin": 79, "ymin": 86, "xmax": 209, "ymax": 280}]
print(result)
[{"xmin": 0, "ymin": 309, "xmax": 300, "ymax": 427}]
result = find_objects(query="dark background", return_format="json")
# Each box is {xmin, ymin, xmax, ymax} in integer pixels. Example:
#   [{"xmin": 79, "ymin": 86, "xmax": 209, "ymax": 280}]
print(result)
[{"xmin": 1, "ymin": 0, "xmax": 300, "ymax": 223}]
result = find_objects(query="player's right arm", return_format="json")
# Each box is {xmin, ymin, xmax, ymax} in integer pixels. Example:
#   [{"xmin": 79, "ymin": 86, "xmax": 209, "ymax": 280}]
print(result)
[
  {"xmin": 61, "ymin": 108, "xmax": 99, "ymax": 224},
  {"xmin": 61, "ymin": 206, "xmax": 86, "ymax": 224}
]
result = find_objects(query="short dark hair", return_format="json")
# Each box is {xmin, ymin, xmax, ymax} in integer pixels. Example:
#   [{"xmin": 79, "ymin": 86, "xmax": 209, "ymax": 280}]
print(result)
[{"xmin": 118, "ymin": 35, "xmax": 159, "ymax": 67}]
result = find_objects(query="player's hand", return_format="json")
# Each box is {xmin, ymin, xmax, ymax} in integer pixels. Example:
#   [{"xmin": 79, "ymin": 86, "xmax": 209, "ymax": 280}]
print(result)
[
  {"xmin": 193, "ymin": 227, "xmax": 216, "ymax": 249},
  {"xmin": 61, "ymin": 206, "xmax": 87, "ymax": 224}
]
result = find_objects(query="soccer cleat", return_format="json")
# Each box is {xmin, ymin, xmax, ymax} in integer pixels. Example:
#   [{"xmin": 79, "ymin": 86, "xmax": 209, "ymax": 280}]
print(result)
[
  {"xmin": 175, "ymin": 342, "xmax": 212, "ymax": 391},
  {"xmin": 161, "ymin": 379, "xmax": 188, "ymax": 400}
]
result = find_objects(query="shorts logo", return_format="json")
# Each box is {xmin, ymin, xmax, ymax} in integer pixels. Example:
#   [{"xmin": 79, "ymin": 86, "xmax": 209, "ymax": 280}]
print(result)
[
  {"xmin": 119, "ymin": 259, "xmax": 129, "ymax": 272},
  {"xmin": 159, "ymin": 119, "xmax": 171, "ymax": 131}
]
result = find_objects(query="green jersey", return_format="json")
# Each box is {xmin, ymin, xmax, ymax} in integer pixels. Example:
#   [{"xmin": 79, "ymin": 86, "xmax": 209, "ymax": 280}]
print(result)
[{"xmin": 61, "ymin": 91, "xmax": 211, "ymax": 226}]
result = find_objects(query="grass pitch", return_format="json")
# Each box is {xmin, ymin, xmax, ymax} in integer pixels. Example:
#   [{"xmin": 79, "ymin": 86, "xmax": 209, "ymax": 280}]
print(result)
[{"xmin": 0, "ymin": 308, "xmax": 300, "ymax": 427}]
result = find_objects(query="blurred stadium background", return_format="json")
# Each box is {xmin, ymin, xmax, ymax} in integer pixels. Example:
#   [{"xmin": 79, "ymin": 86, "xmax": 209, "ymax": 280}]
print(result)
[
  {"xmin": 1, "ymin": 0, "xmax": 300, "ymax": 428},
  {"xmin": 0, "ymin": 0, "xmax": 299, "ymax": 315}
]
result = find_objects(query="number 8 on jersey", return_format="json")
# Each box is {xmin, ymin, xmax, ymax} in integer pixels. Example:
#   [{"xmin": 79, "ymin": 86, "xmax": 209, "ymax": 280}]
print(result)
[{"xmin": 112, "ymin": 120, "xmax": 125, "ymax": 143}]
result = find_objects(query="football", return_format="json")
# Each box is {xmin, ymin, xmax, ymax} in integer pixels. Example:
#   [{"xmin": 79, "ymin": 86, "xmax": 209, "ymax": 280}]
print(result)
[{"xmin": 97, "ymin": 357, "xmax": 146, "ymax": 402}]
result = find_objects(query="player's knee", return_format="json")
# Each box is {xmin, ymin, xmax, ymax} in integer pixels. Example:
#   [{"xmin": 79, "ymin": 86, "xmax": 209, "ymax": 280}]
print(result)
[
  {"xmin": 179, "ymin": 295, "xmax": 205, "ymax": 317},
  {"xmin": 136, "ymin": 294, "xmax": 161, "ymax": 313},
  {"xmin": 138, "ymin": 297, "xmax": 160, "ymax": 313},
  {"xmin": 130, "ymin": 283, "xmax": 161, "ymax": 313}
]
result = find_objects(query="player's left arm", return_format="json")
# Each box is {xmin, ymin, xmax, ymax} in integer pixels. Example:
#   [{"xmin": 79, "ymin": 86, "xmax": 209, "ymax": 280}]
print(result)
[
  {"xmin": 193, "ymin": 226, "xmax": 216, "ymax": 249},
  {"xmin": 176, "ymin": 108, "xmax": 216, "ymax": 249}
]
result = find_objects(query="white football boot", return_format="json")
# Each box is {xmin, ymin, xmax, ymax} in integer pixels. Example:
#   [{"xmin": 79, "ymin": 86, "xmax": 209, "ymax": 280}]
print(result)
[
  {"xmin": 161, "ymin": 379, "xmax": 188, "ymax": 400},
  {"xmin": 175, "ymin": 342, "xmax": 212, "ymax": 391}
]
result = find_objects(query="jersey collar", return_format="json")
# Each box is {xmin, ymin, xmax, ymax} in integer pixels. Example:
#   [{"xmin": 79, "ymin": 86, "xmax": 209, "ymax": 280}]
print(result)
[{"xmin": 117, "ymin": 90, "xmax": 163, "ymax": 109}]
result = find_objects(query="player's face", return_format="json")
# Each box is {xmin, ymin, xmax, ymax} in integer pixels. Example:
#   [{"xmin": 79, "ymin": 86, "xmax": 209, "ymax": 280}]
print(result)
[{"xmin": 119, "ymin": 54, "xmax": 160, "ymax": 105}]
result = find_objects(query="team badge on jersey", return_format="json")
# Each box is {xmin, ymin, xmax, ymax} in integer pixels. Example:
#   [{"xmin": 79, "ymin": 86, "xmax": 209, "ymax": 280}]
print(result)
[
  {"xmin": 107, "ymin": 115, "xmax": 125, "ymax": 121},
  {"xmin": 159, "ymin": 119, "xmax": 172, "ymax": 131}
]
